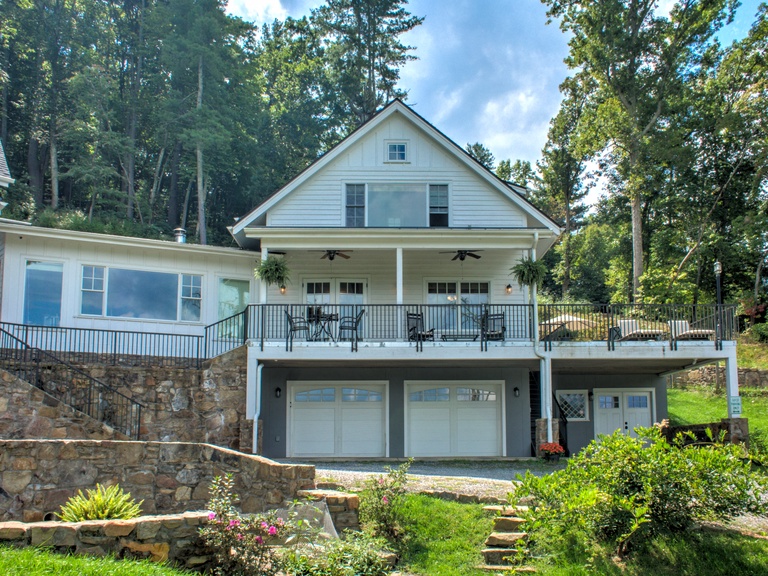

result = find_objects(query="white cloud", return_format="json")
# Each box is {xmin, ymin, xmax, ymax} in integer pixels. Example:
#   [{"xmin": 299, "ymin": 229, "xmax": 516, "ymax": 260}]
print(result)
[{"xmin": 227, "ymin": 0, "xmax": 287, "ymax": 25}]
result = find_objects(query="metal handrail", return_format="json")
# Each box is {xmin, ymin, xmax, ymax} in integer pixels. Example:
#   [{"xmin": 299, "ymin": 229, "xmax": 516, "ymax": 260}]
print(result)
[{"xmin": 0, "ymin": 327, "xmax": 144, "ymax": 439}]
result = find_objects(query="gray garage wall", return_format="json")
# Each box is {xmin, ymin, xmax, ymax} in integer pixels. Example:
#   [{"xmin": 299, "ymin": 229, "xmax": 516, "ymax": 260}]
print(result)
[{"xmin": 259, "ymin": 365, "xmax": 530, "ymax": 458}]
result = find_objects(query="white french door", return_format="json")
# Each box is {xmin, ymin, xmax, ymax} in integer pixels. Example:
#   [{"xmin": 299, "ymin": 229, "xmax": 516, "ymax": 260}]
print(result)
[{"xmin": 594, "ymin": 390, "xmax": 654, "ymax": 439}]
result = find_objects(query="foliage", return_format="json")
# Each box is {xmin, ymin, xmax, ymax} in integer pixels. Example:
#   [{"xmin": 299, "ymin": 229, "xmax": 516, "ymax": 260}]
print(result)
[
  {"xmin": 57, "ymin": 483, "xmax": 143, "ymax": 522},
  {"xmin": 359, "ymin": 459, "xmax": 411, "ymax": 549},
  {"xmin": 749, "ymin": 324, "xmax": 768, "ymax": 344},
  {"xmin": 465, "ymin": 142, "xmax": 495, "ymax": 170},
  {"xmin": 0, "ymin": 545, "xmax": 194, "ymax": 576},
  {"xmin": 511, "ymin": 256, "xmax": 547, "ymax": 288},
  {"xmin": 514, "ymin": 428, "xmax": 767, "ymax": 561},
  {"xmin": 539, "ymin": 442, "xmax": 565, "ymax": 456},
  {"xmin": 254, "ymin": 255, "xmax": 291, "ymax": 287},
  {"xmin": 283, "ymin": 531, "xmax": 390, "ymax": 576},
  {"xmin": 199, "ymin": 474, "xmax": 292, "ymax": 576}
]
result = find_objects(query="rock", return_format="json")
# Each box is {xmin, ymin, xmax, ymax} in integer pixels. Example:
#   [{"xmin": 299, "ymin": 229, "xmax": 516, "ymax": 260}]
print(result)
[{"xmin": 2, "ymin": 471, "xmax": 32, "ymax": 494}]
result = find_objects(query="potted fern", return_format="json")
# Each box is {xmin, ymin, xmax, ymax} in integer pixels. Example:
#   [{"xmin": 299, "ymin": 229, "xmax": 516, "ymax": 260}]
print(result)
[
  {"xmin": 254, "ymin": 255, "xmax": 290, "ymax": 289},
  {"xmin": 510, "ymin": 256, "xmax": 546, "ymax": 290}
]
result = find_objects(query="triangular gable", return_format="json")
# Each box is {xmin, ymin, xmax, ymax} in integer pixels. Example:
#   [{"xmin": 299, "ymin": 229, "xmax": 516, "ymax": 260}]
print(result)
[
  {"xmin": 230, "ymin": 99, "xmax": 561, "ymax": 246},
  {"xmin": 0, "ymin": 140, "xmax": 14, "ymax": 188}
]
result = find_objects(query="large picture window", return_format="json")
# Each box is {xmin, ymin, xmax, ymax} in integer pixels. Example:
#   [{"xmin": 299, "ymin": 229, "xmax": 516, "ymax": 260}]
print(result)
[
  {"xmin": 81, "ymin": 266, "xmax": 202, "ymax": 322},
  {"xmin": 24, "ymin": 261, "xmax": 63, "ymax": 326},
  {"xmin": 347, "ymin": 182, "xmax": 450, "ymax": 228}
]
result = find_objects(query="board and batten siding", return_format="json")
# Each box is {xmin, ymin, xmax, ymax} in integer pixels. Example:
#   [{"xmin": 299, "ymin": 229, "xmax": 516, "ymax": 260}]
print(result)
[
  {"xmin": 2, "ymin": 233, "xmax": 256, "ymax": 334},
  {"xmin": 266, "ymin": 114, "xmax": 527, "ymax": 228}
]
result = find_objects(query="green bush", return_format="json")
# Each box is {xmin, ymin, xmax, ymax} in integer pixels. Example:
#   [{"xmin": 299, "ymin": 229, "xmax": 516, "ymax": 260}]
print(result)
[
  {"xmin": 749, "ymin": 323, "xmax": 768, "ymax": 343},
  {"xmin": 58, "ymin": 483, "xmax": 143, "ymax": 521},
  {"xmin": 283, "ymin": 531, "xmax": 390, "ymax": 576},
  {"xmin": 514, "ymin": 428, "xmax": 767, "ymax": 560},
  {"xmin": 359, "ymin": 459, "xmax": 411, "ymax": 549}
]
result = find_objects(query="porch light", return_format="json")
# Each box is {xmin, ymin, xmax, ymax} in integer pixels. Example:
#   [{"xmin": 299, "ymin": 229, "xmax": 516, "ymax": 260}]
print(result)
[
  {"xmin": 275, "ymin": 387, "xmax": 282, "ymax": 399},
  {"xmin": 280, "ymin": 284, "xmax": 286, "ymax": 295},
  {"xmin": 514, "ymin": 387, "xmax": 520, "ymax": 397},
  {"xmin": 506, "ymin": 284, "xmax": 513, "ymax": 295}
]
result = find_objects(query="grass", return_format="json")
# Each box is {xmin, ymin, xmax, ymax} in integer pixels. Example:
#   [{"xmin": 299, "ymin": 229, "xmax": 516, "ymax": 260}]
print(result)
[
  {"xmin": 667, "ymin": 386, "xmax": 768, "ymax": 434},
  {"xmin": 397, "ymin": 493, "xmax": 494, "ymax": 576},
  {"xmin": 0, "ymin": 546, "xmax": 193, "ymax": 576},
  {"xmin": 531, "ymin": 530, "xmax": 768, "ymax": 576},
  {"xmin": 737, "ymin": 337, "xmax": 768, "ymax": 370}
]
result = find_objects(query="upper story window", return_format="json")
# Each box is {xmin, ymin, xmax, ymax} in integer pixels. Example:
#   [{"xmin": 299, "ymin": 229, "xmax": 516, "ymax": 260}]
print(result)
[
  {"xmin": 386, "ymin": 141, "xmax": 408, "ymax": 162},
  {"xmin": 429, "ymin": 184, "xmax": 449, "ymax": 227},
  {"xmin": 345, "ymin": 184, "xmax": 365, "ymax": 227},
  {"xmin": 80, "ymin": 266, "xmax": 202, "ymax": 322}
]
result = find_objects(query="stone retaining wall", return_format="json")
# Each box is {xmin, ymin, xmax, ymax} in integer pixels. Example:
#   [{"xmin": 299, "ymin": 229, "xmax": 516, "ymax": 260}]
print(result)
[
  {"xmin": 669, "ymin": 366, "xmax": 768, "ymax": 389},
  {"xmin": 298, "ymin": 489, "xmax": 360, "ymax": 531},
  {"xmin": 0, "ymin": 439, "xmax": 314, "ymax": 522},
  {"xmin": 0, "ymin": 371, "xmax": 127, "ymax": 441},
  {"xmin": 0, "ymin": 512, "xmax": 213, "ymax": 571}
]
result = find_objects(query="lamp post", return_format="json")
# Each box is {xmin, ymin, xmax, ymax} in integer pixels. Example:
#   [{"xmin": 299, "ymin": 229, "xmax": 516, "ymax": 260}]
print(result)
[{"xmin": 714, "ymin": 261, "xmax": 722, "ymax": 349}]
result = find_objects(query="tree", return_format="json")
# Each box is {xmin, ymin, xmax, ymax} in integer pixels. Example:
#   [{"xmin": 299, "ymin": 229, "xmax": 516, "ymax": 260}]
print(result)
[
  {"xmin": 312, "ymin": 0, "xmax": 423, "ymax": 129},
  {"xmin": 465, "ymin": 142, "xmax": 495, "ymax": 170},
  {"xmin": 544, "ymin": 0, "xmax": 738, "ymax": 299}
]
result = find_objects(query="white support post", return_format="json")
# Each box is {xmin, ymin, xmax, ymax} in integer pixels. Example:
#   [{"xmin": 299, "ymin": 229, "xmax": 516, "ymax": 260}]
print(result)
[
  {"xmin": 541, "ymin": 356, "xmax": 553, "ymax": 442},
  {"xmin": 259, "ymin": 249, "xmax": 268, "ymax": 304},
  {"xmin": 725, "ymin": 352, "xmax": 740, "ymax": 419},
  {"xmin": 396, "ymin": 248, "xmax": 403, "ymax": 304}
]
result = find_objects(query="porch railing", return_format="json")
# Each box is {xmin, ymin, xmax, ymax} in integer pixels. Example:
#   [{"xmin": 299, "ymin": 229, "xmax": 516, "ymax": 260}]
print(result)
[{"xmin": 0, "ymin": 327, "xmax": 144, "ymax": 439}]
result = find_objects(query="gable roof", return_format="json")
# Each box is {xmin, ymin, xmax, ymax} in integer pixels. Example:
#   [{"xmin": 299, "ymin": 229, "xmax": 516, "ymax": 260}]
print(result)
[
  {"xmin": 229, "ymin": 99, "xmax": 561, "ymax": 247},
  {"xmin": 0, "ymin": 140, "xmax": 14, "ymax": 188}
]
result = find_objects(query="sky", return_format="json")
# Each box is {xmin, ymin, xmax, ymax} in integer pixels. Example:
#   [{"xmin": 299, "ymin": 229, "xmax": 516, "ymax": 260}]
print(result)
[{"xmin": 227, "ymin": 0, "xmax": 764, "ymax": 175}]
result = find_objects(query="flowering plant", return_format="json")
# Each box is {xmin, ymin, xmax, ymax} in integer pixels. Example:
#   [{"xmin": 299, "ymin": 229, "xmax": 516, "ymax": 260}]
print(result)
[
  {"xmin": 360, "ymin": 459, "xmax": 411, "ymax": 549},
  {"xmin": 199, "ymin": 474, "xmax": 292, "ymax": 576},
  {"xmin": 539, "ymin": 442, "xmax": 565, "ymax": 456}
]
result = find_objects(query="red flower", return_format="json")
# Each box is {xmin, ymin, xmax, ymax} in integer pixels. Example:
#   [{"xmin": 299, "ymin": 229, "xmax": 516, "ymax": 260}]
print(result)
[{"xmin": 539, "ymin": 442, "xmax": 565, "ymax": 455}]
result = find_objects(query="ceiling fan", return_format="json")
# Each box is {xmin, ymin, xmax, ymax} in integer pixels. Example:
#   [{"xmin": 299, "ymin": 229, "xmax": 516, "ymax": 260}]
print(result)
[
  {"xmin": 314, "ymin": 250, "xmax": 352, "ymax": 261},
  {"xmin": 440, "ymin": 250, "xmax": 483, "ymax": 261}
]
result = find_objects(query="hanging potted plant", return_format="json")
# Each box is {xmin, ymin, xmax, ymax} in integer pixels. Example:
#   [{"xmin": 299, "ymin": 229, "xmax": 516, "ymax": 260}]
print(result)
[
  {"xmin": 254, "ymin": 255, "xmax": 290, "ymax": 289},
  {"xmin": 510, "ymin": 256, "xmax": 546, "ymax": 289}
]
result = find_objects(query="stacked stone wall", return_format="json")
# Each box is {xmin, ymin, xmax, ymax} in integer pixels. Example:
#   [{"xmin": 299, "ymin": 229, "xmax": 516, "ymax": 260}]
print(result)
[
  {"xmin": 0, "ymin": 512, "xmax": 213, "ymax": 571},
  {"xmin": 0, "ymin": 439, "xmax": 314, "ymax": 523},
  {"xmin": 669, "ymin": 366, "xmax": 768, "ymax": 389},
  {"xmin": 0, "ymin": 371, "xmax": 127, "ymax": 441}
]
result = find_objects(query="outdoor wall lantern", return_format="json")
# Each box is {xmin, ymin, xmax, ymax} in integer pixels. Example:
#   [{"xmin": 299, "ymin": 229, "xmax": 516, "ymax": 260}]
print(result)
[
  {"xmin": 513, "ymin": 387, "xmax": 520, "ymax": 397},
  {"xmin": 275, "ymin": 387, "xmax": 282, "ymax": 399},
  {"xmin": 506, "ymin": 284, "xmax": 513, "ymax": 295},
  {"xmin": 280, "ymin": 284, "xmax": 287, "ymax": 295}
]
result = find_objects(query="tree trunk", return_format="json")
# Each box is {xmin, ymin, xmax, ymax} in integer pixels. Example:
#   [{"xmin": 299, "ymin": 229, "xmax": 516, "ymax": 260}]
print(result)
[
  {"xmin": 49, "ymin": 124, "xmax": 59, "ymax": 209},
  {"xmin": 562, "ymin": 201, "xmax": 572, "ymax": 297},
  {"xmin": 149, "ymin": 146, "xmax": 166, "ymax": 223},
  {"xmin": 196, "ymin": 55, "xmax": 207, "ymax": 245},
  {"xmin": 167, "ymin": 141, "xmax": 182, "ymax": 227},
  {"xmin": 125, "ymin": 0, "xmax": 145, "ymax": 220},
  {"xmin": 27, "ymin": 138, "xmax": 44, "ymax": 206}
]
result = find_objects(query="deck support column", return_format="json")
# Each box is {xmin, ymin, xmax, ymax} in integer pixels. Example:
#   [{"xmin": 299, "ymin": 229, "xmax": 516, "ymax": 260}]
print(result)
[
  {"xmin": 259, "ymin": 249, "xmax": 268, "ymax": 304},
  {"xmin": 725, "ymin": 351, "xmax": 740, "ymax": 419}
]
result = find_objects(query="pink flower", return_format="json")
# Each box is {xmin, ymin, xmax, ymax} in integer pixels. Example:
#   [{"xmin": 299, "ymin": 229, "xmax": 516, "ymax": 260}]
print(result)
[
  {"xmin": 268, "ymin": 525, "xmax": 277, "ymax": 536},
  {"xmin": 236, "ymin": 534, "xmax": 244, "ymax": 541},
  {"xmin": 379, "ymin": 478, "xmax": 385, "ymax": 485},
  {"xmin": 277, "ymin": 517, "xmax": 284, "ymax": 526},
  {"xmin": 261, "ymin": 521, "xmax": 268, "ymax": 529},
  {"xmin": 255, "ymin": 536, "xmax": 263, "ymax": 545},
  {"xmin": 208, "ymin": 512, "xmax": 216, "ymax": 520},
  {"xmin": 382, "ymin": 496, "xmax": 389, "ymax": 504},
  {"xmin": 229, "ymin": 519, "xmax": 240, "ymax": 528}
]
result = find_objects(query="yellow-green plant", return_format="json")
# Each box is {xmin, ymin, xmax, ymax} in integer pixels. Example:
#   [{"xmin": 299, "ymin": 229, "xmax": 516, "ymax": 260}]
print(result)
[{"xmin": 58, "ymin": 483, "xmax": 143, "ymax": 521}]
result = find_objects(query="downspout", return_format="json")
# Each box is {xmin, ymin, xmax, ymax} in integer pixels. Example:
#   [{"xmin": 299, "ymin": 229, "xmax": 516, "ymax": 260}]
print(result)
[
  {"xmin": 251, "ymin": 361, "xmax": 264, "ymax": 454},
  {"xmin": 528, "ymin": 232, "xmax": 553, "ymax": 443}
]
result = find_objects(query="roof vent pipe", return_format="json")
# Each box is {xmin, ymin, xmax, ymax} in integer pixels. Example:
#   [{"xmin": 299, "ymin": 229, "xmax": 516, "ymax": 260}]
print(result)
[{"xmin": 173, "ymin": 228, "xmax": 187, "ymax": 243}]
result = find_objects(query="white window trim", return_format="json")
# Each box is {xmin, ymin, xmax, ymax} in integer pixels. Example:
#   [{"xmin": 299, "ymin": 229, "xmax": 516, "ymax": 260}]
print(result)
[
  {"xmin": 384, "ymin": 140, "xmax": 409, "ymax": 163},
  {"xmin": 343, "ymin": 182, "xmax": 367, "ymax": 227},
  {"xmin": 556, "ymin": 389, "xmax": 590, "ymax": 422}
]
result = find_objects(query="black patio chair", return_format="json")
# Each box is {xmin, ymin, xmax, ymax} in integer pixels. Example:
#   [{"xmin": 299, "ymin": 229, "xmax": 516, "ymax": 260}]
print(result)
[
  {"xmin": 338, "ymin": 309, "xmax": 365, "ymax": 352},
  {"xmin": 285, "ymin": 310, "xmax": 310, "ymax": 351},
  {"xmin": 407, "ymin": 313, "xmax": 435, "ymax": 351}
]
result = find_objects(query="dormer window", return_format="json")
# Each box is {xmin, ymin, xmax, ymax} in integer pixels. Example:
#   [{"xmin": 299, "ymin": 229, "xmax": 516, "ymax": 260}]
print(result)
[{"xmin": 386, "ymin": 141, "xmax": 408, "ymax": 162}]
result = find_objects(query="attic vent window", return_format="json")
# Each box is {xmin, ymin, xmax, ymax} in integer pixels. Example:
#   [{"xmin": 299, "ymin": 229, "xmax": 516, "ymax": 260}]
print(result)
[{"xmin": 386, "ymin": 142, "xmax": 408, "ymax": 162}]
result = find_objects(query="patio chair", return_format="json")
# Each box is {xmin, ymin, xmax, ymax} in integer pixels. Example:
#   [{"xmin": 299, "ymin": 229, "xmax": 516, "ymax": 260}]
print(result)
[
  {"xmin": 610, "ymin": 319, "xmax": 665, "ymax": 341},
  {"xmin": 482, "ymin": 312, "xmax": 506, "ymax": 342},
  {"xmin": 668, "ymin": 320, "xmax": 714, "ymax": 341},
  {"xmin": 285, "ymin": 310, "xmax": 310, "ymax": 351},
  {"xmin": 407, "ymin": 312, "xmax": 435, "ymax": 343},
  {"xmin": 338, "ymin": 309, "xmax": 365, "ymax": 352}
]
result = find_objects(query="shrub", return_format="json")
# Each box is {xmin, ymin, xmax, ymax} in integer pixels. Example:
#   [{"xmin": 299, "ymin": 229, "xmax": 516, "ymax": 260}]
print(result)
[
  {"xmin": 359, "ymin": 459, "xmax": 411, "ymax": 549},
  {"xmin": 514, "ymin": 428, "xmax": 768, "ymax": 560},
  {"xmin": 58, "ymin": 483, "xmax": 143, "ymax": 521},
  {"xmin": 283, "ymin": 531, "xmax": 390, "ymax": 576},
  {"xmin": 199, "ymin": 474, "xmax": 292, "ymax": 576},
  {"xmin": 749, "ymin": 323, "xmax": 768, "ymax": 343}
]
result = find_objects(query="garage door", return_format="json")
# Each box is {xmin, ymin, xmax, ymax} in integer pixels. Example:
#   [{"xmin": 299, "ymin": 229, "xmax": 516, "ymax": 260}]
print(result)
[
  {"xmin": 289, "ymin": 382, "xmax": 386, "ymax": 457},
  {"xmin": 406, "ymin": 381, "xmax": 503, "ymax": 457}
]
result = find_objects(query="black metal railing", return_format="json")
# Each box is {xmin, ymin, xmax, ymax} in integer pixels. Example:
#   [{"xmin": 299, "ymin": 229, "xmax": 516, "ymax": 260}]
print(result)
[
  {"xmin": 552, "ymin": 393, "xmax": 570, "ymax": 457},
  {"xmin": 0, "ymin": 328, "xmax": 144, "ymax": 439},
  {"xmin": 0, "ymin": 322, "xmax": 202, "ymax": 368}
]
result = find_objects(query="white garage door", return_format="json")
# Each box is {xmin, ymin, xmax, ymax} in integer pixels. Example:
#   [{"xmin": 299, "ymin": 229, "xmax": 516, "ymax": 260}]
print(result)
[
  {"xmin": 406, "ymin": 381, "xmax": 503, "ymax": 457},
  {"xmin": 289, "ymin": 382, "xmax": 386, "ymax": 457}
]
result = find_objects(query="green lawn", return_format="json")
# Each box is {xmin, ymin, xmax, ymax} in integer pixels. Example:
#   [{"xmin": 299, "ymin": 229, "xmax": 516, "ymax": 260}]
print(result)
[
  {"xmin": 737, "ymin": 337, "xmax": 768, "ymax": 370},
  {"xmin": 667, "ymin": 387, "xmax": 768, "ymax": 435},
  {"xmin": 0, "ymin": 546, "xmax": 192, "ymax": 576}
]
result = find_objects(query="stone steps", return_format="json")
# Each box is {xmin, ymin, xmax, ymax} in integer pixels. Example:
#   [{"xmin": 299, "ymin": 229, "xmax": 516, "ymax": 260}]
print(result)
[{"xmin": 481, "ymin": 505, "xmax": 533, "ymax": 571}]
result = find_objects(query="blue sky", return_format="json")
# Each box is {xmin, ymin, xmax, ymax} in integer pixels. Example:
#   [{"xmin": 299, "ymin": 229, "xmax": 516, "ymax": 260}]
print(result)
[{"xmin": 228, "ymin": 0, "xmax": 764, "ymax": 172}]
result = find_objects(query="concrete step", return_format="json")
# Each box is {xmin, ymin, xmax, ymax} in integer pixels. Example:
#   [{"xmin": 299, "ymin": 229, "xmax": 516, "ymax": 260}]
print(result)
[
  {"xmin": 482, "ymin": 547, "xmax": 520, "ymax": 565},
  {"xmin": 494, "ymin": 516, "xmax": 526, "ymax": 532},
  {"xmin": 485, "ymin": 531, "xmax": 527, "ymax": 547},
  {"xmin": 483, "ymin": 505, "xmax": 528, "ymax": 517}
]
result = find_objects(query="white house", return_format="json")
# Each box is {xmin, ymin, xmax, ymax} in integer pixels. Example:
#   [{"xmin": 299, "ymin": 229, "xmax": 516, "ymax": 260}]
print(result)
[{"xmin": 0, "ymin": 101, "xmax": 741, "ymax": 458}]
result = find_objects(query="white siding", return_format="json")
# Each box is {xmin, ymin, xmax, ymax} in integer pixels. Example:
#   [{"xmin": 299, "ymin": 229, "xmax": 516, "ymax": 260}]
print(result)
[
  {"xmin": 1, "ymin": 234, "xmax": 256, "ymax": 334},
  {"xmin": 267, "ymin": 115, "xmax": 527, "ymax": 228}
]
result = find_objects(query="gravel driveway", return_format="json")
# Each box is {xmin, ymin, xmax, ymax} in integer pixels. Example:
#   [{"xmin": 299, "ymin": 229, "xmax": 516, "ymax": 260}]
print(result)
[{"xmin": 281, "ymin": 459, "xmax": 566, "ymax": 501}]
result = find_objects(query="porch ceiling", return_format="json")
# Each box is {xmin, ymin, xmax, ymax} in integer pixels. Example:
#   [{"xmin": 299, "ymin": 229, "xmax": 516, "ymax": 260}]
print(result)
[
  {"xmin": 551, "ymin": 357, "xmax": 718, "ymax": 376},
  {"xmin": 249, "ymin": 227, "xmax": 555, "ymax": 251}
]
